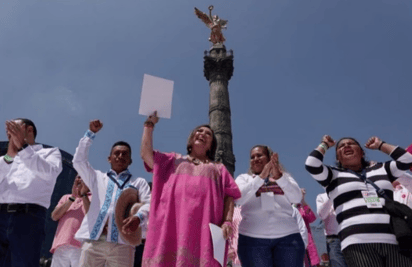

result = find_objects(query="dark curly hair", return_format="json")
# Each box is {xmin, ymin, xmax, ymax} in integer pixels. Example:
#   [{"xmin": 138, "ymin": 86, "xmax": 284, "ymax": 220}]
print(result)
[
  {"xmin": 335, "ymin": 137, "xmax": 370, "ymax": 169},
  {"xmin": 186, "ymin": 125, "xmax": 217, "ymax": 161}
]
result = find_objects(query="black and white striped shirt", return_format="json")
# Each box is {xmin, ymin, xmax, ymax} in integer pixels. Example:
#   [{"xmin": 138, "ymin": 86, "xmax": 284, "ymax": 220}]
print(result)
[{"xmin": 305, "ymin": 147, "xmax": 412, "ymax": 250}]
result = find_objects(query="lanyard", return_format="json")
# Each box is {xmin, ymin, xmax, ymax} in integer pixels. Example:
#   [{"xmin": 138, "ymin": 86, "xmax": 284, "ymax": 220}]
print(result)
[{"xmin": 347, "ymin": 169, "xmax": 389, "ymax": 200}]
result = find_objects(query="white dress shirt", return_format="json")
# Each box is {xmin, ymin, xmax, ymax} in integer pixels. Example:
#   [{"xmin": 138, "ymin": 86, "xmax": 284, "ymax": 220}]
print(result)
[
  {"xmin": 0, "ymin": 144, "xmax": 62, "ymax": 208},
  {"xmin": 316, "ymin": 193, "xmax": 339, "ymax": 236},
  {"xmin": 73, "ymin": 132, "xmax": 151, "ymax": 245}
]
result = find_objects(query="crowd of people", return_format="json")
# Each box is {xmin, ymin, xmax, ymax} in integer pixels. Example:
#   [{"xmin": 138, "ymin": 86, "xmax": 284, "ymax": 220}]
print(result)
[{"xmin": 1, "ymin": 116, "xmax": 412, "ymax": 267}]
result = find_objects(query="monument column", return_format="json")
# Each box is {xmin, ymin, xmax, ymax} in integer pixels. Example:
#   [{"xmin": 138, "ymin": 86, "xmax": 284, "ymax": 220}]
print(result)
[{"xmin": 203, "ymin": 45, "xmax": 235, "ymax": 175}]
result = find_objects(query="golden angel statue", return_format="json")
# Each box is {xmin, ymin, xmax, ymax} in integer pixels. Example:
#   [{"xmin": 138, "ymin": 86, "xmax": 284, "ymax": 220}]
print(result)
[{"xmin": 194, "ymin": 6, "xmax": 228, "ymax": 44}]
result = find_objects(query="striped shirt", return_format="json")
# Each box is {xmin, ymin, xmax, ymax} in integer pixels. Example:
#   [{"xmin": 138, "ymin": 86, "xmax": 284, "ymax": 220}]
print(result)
[{"xmin": 305, "ymin": 147, "xmax": 412, "ymax": 250}]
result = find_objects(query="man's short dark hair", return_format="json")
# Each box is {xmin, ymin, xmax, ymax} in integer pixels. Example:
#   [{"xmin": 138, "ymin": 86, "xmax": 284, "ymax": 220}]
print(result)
[
  {"xmin": 110, "ymin": 141, "xmax": 132, "ymax": 155},
  {"xmin": 14, "ymin": 118, "xmax": 37, "ymax": 139}
]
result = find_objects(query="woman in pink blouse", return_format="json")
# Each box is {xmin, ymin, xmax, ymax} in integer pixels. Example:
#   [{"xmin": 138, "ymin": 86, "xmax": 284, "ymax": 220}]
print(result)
[
  {"xmin": 298, "ymin": 188, "xmax": 320, "ymax": 267},
  {"xmin": 140, "ymin": 112, "xmax": 241, "ymax": 267}
]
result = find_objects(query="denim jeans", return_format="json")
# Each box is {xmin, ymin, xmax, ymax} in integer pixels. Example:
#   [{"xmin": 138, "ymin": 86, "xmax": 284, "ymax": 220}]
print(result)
[
  {"xmin": 238, "ymin": 233, "xmax": 305, "ymax": 267},
  {"xmin": 326, "ymin": 237, "xmax": 347, "ymax": 267},
  {"xmin": 0, "ymin": 208, "xmax": 46, "ymax": 267}
]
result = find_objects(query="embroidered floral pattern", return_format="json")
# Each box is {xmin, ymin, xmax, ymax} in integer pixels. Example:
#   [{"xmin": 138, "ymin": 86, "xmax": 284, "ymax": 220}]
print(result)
[{"xmin": 90, "ymin": 179, "xmax": 115, "ymax": 240}]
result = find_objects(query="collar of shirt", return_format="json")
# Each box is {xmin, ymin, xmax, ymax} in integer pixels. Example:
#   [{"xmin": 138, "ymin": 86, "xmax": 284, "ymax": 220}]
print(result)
[
  {"xmin": 27, "ymin": 144, "xmax": 43, "ymax": 152},
  {"xmin": 107, "ymin": 169, "xmax": 131, "ymax": 181}
]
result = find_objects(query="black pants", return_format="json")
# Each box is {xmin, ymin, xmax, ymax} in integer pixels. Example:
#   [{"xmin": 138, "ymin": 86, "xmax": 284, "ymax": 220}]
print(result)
[
  {"xmin": 134, "ymin": 240, "xmax": 145, "ymax": 267},
  {"xmin": 342, "ymin": 243, "xmax": 412, "ymax": 267},
  {"xmin": 0, "ymin": 207, "xmax": 46, "ymax": 267}
]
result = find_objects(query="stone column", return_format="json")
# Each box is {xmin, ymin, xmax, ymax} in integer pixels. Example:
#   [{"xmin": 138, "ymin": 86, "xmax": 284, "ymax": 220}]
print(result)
[{"xmin": 203, "ymin": 44, "xmax": 235, "ymax": 176}]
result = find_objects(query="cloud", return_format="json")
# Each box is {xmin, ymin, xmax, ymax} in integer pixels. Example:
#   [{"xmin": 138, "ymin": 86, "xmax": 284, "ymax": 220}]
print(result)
[{"xmin": 31, "ymin": 86, "xmax": 83, "ymax": 116}]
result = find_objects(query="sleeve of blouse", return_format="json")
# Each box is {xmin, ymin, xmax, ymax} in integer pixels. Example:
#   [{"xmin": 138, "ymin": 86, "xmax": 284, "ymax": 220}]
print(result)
[
  {"xmin": 301, "ymin": 205, "xmax": 317, "ymax": 224},
  {"xmin": 396, "ymin": 172, "xmax": 412, "ymax": 192},
  {"xmin": 143, "ymin": 151, "xmax": 175, "ymax": 173},
  {"xmin": 316, "ymin": 193, "xmax": 333, "ymax": 221},
  {"xmin": 56, "ymin": 194, "xmax": 69, "ymax": 208},
  {"xmin": 305, "ymin": 149, "xmax": 334, "ymax": 188},
  {"xmin": 221, "ymin": 165, "xmax": 241, "ymax": 200},
  {"xmin": 385, "ymin": 147, "xmax": 412, "ymax": 181},
  {"xmin": 275, "ymin": 173, "xmax": 302, "ymax": 204},
  {"xmin": 235, "ymin": 173, "xmax": 264, "ymax": 206}
]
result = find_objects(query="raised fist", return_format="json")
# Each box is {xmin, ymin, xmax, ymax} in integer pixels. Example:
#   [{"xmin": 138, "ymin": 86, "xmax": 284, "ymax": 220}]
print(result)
[
  {"xmin": 89, "ymin": 120, "xmax": 103, "ymax": 133},
  {"xmin": 322, "ymin": 135, "xmax": 335, "ymax": 148},
  {"xmin": 365, "ymin": 136, "xmax": 382, "ymax": 150}
]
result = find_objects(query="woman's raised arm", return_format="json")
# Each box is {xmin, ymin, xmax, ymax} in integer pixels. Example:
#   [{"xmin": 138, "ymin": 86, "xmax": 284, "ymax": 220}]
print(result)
[{"xmin": 140, "ymin": 111, "xmax": 159, "ymax": 169}]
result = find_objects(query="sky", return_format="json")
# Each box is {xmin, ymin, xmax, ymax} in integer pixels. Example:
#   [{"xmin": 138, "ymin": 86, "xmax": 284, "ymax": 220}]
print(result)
[{"xmin": 1, "ymin": 0, "xmax": 411, "ymax": 220}]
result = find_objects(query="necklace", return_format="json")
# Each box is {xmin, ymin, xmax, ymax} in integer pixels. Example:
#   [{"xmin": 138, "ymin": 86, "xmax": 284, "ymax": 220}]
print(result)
[{"xmin": 187, "ymin": 155, "xmax": 210, "ymax": 165}]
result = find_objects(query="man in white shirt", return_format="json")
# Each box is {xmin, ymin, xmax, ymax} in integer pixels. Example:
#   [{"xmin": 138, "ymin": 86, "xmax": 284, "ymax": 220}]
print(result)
[
  {"xmin": 316, "ymin": 193, "xmax": 347, "ymax": 267},
  {"xmin": 0, "ymin": 118, "xmax": 63, "ymax": 267},
  {"xmin": 73, "ymin": 120, "xmax": 150, "ymax": 267}
]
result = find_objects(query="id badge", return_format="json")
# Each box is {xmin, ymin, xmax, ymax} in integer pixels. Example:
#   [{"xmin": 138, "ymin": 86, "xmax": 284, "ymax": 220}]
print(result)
[
  {"xmin": 261, "ymin": 192, "xmax": 276, "ymax": 211},
  {"xmin": 361, "ymin": 190, "xmax": 382, "ymax": 208}
]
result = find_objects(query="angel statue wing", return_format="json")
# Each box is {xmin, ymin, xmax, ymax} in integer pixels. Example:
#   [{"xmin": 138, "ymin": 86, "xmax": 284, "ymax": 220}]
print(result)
[
  {"xmin": 194, "ymin": 7, "xmax": 213, "ymax": 28},
  {"xmin": 219, "ymin": 18, "xmax": 228, "ymax": 28}
]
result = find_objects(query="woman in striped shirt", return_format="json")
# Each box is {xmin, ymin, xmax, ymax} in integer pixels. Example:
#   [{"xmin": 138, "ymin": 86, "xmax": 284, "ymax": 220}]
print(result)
[{"xmin": 305, "ymin": 135, "xmax": 412, "ymax": 267}]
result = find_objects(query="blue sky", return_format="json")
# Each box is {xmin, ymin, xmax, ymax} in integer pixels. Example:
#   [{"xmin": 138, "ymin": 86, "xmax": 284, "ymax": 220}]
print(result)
[{"xmin": 1, "ymin": 0, "xmax": 411, "ymax": 217}]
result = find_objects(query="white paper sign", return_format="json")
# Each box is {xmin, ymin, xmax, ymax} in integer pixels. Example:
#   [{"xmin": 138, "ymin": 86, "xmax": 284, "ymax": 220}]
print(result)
[
  {"xmin": 209, "ymin": 223, "xmax": 226, "ymax": 266},
  {"xmin": 139, "ymin": 74, "xmax": 174, "ymax": 118}
]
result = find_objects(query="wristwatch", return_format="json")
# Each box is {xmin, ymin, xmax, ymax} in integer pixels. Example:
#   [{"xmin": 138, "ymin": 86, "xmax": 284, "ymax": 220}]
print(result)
[{"xmin": 3, "ymin": 154, "xmax": 14, "ymax": 164}]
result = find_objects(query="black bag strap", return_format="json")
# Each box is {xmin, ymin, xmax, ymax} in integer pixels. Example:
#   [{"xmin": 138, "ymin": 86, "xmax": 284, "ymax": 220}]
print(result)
[{"xmin": 347, "ymin": 169, "xmax": 391, "ymax": 201}]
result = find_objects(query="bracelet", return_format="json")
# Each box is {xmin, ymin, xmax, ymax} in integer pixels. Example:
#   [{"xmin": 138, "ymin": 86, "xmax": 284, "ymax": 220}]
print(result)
[
  {"xmin": 144, "ymin": 121, "xmax": 154, "ymax": 128},
  {"xmin": 223, "ymin": 221, "xmax": 233, "ymax": 228},
  {"xmin": 3, "ymin": 154, "xmax": 14, "ymax": 164},
  {"xmin": 69, "ymin": 196, "xmax": 76, "ymax": 202},
  {"xmin": 378, "ymin": 141, "xmax": 386, "ymax": 150},
  {"xmin": 318, "ymin": 143, "xmax": 328, "ymax": 152},
  {"xmin": 321, "ymin": 141, "xmax": 330, "ymax": 149}
]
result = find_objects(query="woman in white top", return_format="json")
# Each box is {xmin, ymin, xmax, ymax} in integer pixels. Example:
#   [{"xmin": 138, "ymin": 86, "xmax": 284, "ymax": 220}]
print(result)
[{"xmin": 235, "ymin": 145, "xmax": 305, "ymax": 267}]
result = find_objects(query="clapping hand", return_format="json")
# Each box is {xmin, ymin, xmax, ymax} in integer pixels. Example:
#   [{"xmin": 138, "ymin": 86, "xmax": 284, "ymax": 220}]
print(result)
[
  {"xmin": 71, "ymin": 177, "xmax": 82, "ymax": 198},
  {"xmin": 365, "ymin": 136, "xmax": 382, "ymax": 150},
  {"xmin": 259, "ymin": 153, "xmax": 283, "ymax": 180},
  {"xmin": 89, "ymin": 120, "xmax": 103, "ymax": 133},
  {"xmin": 269, "ymin": 153, "xmax": 282, "ymax": 180},
  {"xmin": 6, "ymin": 121, "xmax": 26, "ymax": 149}
]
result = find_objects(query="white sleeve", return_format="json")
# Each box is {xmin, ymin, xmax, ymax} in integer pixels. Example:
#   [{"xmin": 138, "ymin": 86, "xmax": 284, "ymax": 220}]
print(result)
[
  {"xmin": 19, "ymin": 146, "xmax": 62, "ymax": 181},
  {"xmin": 293, "ymin": 207, "xmax": 308, "ymax": 248},
  {"xmin": 132, "ymin": 178, "xmax": 151, "ymax": 225},
  {"xmin": 72, "ymin": 135, "xmax": 98, "ymax": 190},
  {"xmin": 316, "ymin": 193, "xmax": 333, "ymax": 221},
  {"xmin": 0, "ymin": 156, "xmax": 12, "ymax": 183},
  {"xmin": 276, "ymin": 173, "xmax": 302, "ymax": 204},
  {"xmin": 235, "ymin": 173, "xmax": 264, "ymax": 206}
]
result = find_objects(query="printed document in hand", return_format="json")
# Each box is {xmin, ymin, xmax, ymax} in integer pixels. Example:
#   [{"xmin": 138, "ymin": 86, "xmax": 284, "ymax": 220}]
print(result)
[
  {"xmin": 209, "ymin": 223, "xmax": 226, "ymax": 266},
  {"xmin": 139, "ymin": 74, "xmax": 174, "ymax": 118}
]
